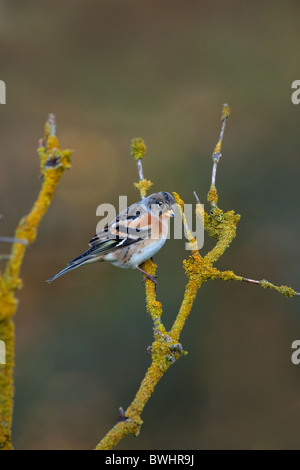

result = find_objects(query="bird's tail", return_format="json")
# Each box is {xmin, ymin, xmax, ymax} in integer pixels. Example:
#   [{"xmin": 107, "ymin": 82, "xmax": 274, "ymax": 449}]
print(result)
[{"xmin": 46, "ymin": 248, "xmax": 98, "ymax": 283}]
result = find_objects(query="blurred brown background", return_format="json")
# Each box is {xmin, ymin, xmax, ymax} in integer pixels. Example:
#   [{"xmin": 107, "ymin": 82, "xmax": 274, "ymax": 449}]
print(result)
[{"xmin": 0, "ymin": 0, "xmax": 299, "ymax": 450}]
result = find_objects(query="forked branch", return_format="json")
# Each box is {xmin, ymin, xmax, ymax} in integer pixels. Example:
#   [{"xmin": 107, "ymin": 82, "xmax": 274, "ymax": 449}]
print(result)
[
  {"xmin": 0, "ymin": 115, "xmax": 72, "ymax": 449},
  {"xmin": 95, "ymin": 105, "xmax": 299, "ymax": 450}
]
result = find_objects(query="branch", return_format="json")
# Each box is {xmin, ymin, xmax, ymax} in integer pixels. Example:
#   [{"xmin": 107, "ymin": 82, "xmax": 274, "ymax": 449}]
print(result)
[
  {"xmin": 3, "ymin": 116, "xmax": 72, "ymax": 285},
  {"xmin": 131, "ymin": 138, "xmax": 153, "ymax": 199},
  {"xmin": 208, "ymin": 103, "xmax": 230, "ymax": 208},
  {"xmin": 95, "ymin": 104, "xmax": 298, "ymax": 450},
  {"xmin": 0, "ymin": 114, "xmax": 72, "ymax": 450},
  {"xmin": 217, "ymin": 272, "xmax": 299, "ymax": 297},
  {"xmin": 95, "ymin": 144, "xmax": 186, "ymax": 450}
]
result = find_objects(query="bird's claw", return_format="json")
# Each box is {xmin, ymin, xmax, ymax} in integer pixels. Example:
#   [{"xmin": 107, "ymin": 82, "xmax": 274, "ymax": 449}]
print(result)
[{"xmin": 141, "ymin": 274, "xmax": 157, "ymax": 286}]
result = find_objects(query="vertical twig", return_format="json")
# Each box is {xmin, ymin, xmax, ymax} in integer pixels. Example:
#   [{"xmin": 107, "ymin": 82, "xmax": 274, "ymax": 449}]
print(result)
[
  {"xmin": 208, "ymin": 103, "xmax": 231, "ymax": 208},
  {"xmin": 131, "ymin": 138, "xmax": 153, "ymax": 199},
  {"xmin": 0, "ymin": 115, "xmax": 72, "ymax": 449}
]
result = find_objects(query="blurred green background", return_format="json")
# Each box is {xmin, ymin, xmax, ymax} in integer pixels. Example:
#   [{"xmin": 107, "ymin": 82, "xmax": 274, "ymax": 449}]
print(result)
[{"xmin": 0, "ymin": 0, "xmax": 299, "ymax": 450}]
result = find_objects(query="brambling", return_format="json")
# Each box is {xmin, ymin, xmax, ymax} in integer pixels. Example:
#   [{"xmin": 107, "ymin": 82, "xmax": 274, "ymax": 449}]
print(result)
[{"xmin": 47, "ymin": 191, "xmax": 175, "ymax": 284}]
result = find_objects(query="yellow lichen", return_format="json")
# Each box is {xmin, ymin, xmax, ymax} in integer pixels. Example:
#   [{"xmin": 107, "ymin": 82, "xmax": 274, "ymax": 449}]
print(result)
[
  {"xmin": 133, "ymin": 179, "xmax": 153, "ymax": 198},
  {"xmin": 173, "ymin": 192, "xmax": 198, "ymax": 252},
  {"xmin": 221, "ymin": 103, "xmax": 231, "ymax": 121},
  {"xmin": 195, "ymin": 202, "xmax": 205, "ymax": 224},
  {"xmin": 131, "ymin": 138, "xmax": 153, "ymax": 199},
  {"xmin": 207, "ymin": 185, "xmax": 218, "ymax": 205},
  {"xmin": 218, "ymin": 270, "xmax": 243, "ymax": 282},
  {"xmin": 0, "ymin": 319, "xmax": 14, "ymax": 449},
  {"xmin": 260, "ymin": 281, "xmax": 298, "ymax": 298},
  {"xmin": 131, "ymin": 138, "xmax": 147, "ymax": 160},
  {"xmin": 0, "ymin": 115, "xmax": 72, "ymax": 449},
  {"xmin": 173, "ymin": 192, "xmax": 184, "ymax": 210}
]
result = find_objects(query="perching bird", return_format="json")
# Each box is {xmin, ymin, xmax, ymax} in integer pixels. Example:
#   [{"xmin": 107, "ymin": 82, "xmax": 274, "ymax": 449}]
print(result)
[{"xmin": 47, "ymin": 191, "xmax": 175, "ymax": 284}]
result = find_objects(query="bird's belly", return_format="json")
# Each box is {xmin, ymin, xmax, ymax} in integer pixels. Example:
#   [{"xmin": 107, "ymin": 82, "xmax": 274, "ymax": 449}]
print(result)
[
  {"xmin": 104, "ymin": 238, "xmax": 166, "ymax": 269},
  {"xmin": 129, "ymin": 238, "xmax": 166, "ymax": 267}
]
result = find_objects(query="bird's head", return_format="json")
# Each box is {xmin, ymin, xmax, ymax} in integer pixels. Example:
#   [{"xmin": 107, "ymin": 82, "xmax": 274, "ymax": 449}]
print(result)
[{"xmin": 144, "ymin": 191, "xmax": 175, "ymax": 218}]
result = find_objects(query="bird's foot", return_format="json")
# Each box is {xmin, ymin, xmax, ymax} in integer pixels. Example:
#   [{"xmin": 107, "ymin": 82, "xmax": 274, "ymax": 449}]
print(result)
[
  {"xmin": 136, "ymin": 266, "xmax": 157, "ymax": 286},
  {"xmin": 141, "ymin": 273, "xmax": 157, "ymax": 286}
]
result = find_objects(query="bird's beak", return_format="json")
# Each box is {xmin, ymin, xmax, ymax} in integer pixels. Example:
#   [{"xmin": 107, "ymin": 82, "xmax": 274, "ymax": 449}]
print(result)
[{"xmin": 165, "ymin": 209, "xmax": 175, "ymax": 218}]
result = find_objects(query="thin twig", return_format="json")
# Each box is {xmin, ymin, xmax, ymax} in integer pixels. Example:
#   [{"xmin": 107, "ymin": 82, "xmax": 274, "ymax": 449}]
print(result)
[
  {"xmin": 0, "ymin": 237, "xmax": 28, "ymax": 245},
  {"xmin": 136, "ymin": 159, "xmax": 144, "ymax": 182},
  {"xmin": 47, "ymin": 113, "xmax": 56, "ymax": 136},
  {"xmin": 193, "ymin": 191, "xmax": 200, "ymax": 203},
  {"xmin": 131, "ymin": 138, "xmax": 153, "ymax": 199},
  {"xmin": 242, "ymin": 277, "xmax": 261, "ymax": 285},
  {"xmin": 242, "ymin": 277, "xmax": 300, "ymax": 296},
  {"xmin": 0, "ymin": 255, "xmax": 12, "ymax": 261},
  {"xmin": 211, "ymin": 103, "xmax": 230, "ymax": 188}
]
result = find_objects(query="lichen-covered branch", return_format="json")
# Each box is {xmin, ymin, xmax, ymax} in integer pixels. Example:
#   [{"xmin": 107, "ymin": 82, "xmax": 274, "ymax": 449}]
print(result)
[
  {"xmin": 209, "ymin": 103, "xmax": 230, "ymax": 207},
  {"xmin": 95, "ymin": 105, "xmax": 299, "ymax": 450},
  {"xmin": 95, "ymin": 338, "xmax": 174, "ymax": 450},
  {"xmin": 131, "ymin": 137, "xmax": 153, "ymax": 199},
  {"xmin": 95, "ymin": 140, "xmax": 185, "ymax": 450},
  {"xmin": 0, "ymin": 114, "xmax": 72, "ymax": 450}
]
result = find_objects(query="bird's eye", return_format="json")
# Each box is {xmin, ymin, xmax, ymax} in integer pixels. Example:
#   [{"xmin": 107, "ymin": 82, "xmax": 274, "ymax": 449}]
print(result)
[{"xmin": 158, "ymin": 201, "xmax": 163, "ymax": 206}]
